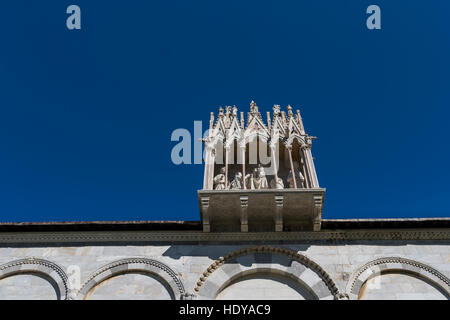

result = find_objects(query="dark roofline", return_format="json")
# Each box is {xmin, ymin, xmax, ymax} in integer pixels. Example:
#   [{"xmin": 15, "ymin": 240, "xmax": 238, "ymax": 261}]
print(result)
[
  {"xmin": 321, "ymin": 218, "xmax": 450, "ymax": 230},
  {"xmin": 0, "ymin": 220, "xmax": 202, "ymax": 232},
  {"xmin": 0, "ymin": 218, "xmax": 448, "ymax": 233}
]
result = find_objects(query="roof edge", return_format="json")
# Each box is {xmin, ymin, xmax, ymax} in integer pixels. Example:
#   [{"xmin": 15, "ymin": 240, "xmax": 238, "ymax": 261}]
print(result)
[{"xmin": 0, "ymin": 218, "xmax": 448, "ymax": 232}]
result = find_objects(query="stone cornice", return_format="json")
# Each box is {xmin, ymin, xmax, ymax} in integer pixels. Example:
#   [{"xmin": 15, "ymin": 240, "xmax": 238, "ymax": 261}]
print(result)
[
  {"xmin": 0, "ymin": 218, "xmax": 447, "ymax": 233},
  {"xmin": 0, "ymin": 229, "xmax": 449, "ymax": 244}
]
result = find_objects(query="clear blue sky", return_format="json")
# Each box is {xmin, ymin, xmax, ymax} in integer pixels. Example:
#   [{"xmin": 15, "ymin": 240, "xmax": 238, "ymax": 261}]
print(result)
[{"xmin": 0, "ymin": 1, "xmax": 449, "ymax": 222}]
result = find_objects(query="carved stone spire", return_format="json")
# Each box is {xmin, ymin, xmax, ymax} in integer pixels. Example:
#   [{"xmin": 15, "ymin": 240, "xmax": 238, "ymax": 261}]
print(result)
[
  {"xmin": 273, "ymin": 104, "xmax": 281, "ymax": 117},
  {"xmin": 224, "ymin": 106, "xmax": 232, "ymax": 128},
  {"xmin": 281, "ymin": 111, "xmax": 287, "ymax": 126},
  {"xmin": 287, "ymin": 105, "xmax": 293, "ymax": 117},
  {"xmin": 250, "ymin": 100, "xmax": 258, "ymax": 113}
]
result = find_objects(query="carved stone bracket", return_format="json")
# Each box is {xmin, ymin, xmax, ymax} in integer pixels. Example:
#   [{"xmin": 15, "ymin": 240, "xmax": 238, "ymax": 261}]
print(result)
[
  {"xmin": 200, "ymin": 197, "xmax": 210, "ymax": 233},
  {"xmin": 313, "ymin": 195, "xmax": 323, "ymax": 231},
  {"xmin": 240, "ymin": 195, "xmax": 249, "ymax": 232},
  {"xmin": 198, "ymin": 189, "xmax": 326, "ymax": 233},
  {"xmin": 274, "ymin": 195, "xmax": 284, "ymax": 232}
]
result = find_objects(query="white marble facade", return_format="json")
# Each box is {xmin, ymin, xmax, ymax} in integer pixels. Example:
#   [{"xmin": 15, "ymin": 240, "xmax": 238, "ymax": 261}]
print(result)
[{"xmin": 0, "ymin": 234, "xmax": 448, "ymax": 300}]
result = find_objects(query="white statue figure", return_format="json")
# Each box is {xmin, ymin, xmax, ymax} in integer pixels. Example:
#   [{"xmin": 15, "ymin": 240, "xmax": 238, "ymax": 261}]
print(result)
[
  {"xmin": 250, "ymin": 100, "xmax": 258, "ymax": 113},
  {"xmin": 270, "ymin": 176, "xmax": 284, "ymax": 189},
  {"xmin": 229, "ymin": 172, "xmax": 243, "ymax": 190},
  {"xmin": 257, "ymin": 165, "xmax": 269, "ymax": 189},
  {"xmin": 244, "ymin": 172, "xmax": 254, "ymax": 189},
  {"xmin": 232, "ymin": 106, "xmax": 238, "ymax": 116},
  {"xmin": 287, "ymin": 161, "xmax": 305, "ymax": 188},
  {"xmin": 246, "ymin": 166, "xmax": 269, "ymax": 190},
  {"xmin": 224, "ymin": 106, "xmax": 232, "ymax": 127},
  {"xmin": 213, "ymin": 167, "xmax": 227, "ymax": 190},
  {"xmin": 273, "ymin": 104, "xmax": 281, "ymax": 117}
]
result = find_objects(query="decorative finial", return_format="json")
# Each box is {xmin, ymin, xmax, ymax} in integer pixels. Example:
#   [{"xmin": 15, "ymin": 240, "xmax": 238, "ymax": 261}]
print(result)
[
  {"xmin": 209, "ymin": 112, "xmax": 214, "ymax": 133},
  {"xmin": 232, "ymin": 105, "xmax": 238, "ymax": 116},
  {"xmin": 218, "ymin": 106, "xmax": 224, "ymax": 117},
  {"xmin": 250, "ymin": 100, "xmax": 258, "ymax": 113},
  {"xmin": 225, "ymin": 106, "xmax": 231, "ymax": 115},
  {"xmin": 273, "ymin": 104, "xmax": 281, "ymax": 117},
  {"xmin": 287, "ymin": 105, "xmax": 293, "ymax": 117}
]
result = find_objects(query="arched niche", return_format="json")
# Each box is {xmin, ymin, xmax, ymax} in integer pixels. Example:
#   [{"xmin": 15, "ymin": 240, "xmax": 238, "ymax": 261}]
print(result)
[
  {"xmin": 216, "ymin": 269, "xmax": 318, "ymax": 300},
  {"xmin": 346, "ymin": 257, "xmax": 450, "ymax": 300},
  {"xmin": 0, "ymin": 258, "xmax": 69, "ymax": 300},
  {"xmin": 77, "ymin": 258, "xmax": 185, "ymax": 300},
  {"xmin": 195, "ymin": 246, "xmax": 338, "ymax": 300},
  {"xmin": 85, "ymin": 271, "xmax": 174, "ymax": 300},
  {"xmin": 359, "ymin": 270, "xmax": 449, "ymax": 300}
]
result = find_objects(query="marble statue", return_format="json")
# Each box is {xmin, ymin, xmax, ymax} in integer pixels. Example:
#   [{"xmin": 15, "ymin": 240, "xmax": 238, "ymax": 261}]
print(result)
[
  {"xmin": 270, "ymin": 177, "xmax": 284, "ymax": 189},
  {"xmin": 229, "ymin": 172, "xmax": 243, "ymax": 190},
  {"xmin": 246, "ymin": 166, "xmax": 269, "ymax": 190},
  {"xmin": 273, "ymin": 104, "xmax": 281, "ymax": 116},
  {"xmin": 287, "ymin": 161, "xmax": 305, "ymax": 188},
  {"xmin": 257, "ymin": 165, "xmax": 269, "ymax": 189},
  {"xmin": 250, "ymin": 100, "xmax": 258, "ymax": 113},
  {"xmin": 232, "ymin": 106, "xmax": 238, "ymax": 116},
  {"xmin": 244, "ymin": 173, "xmax": 252, "ymax": 189},
  {"xmin": 213, "ymin": 167, "xmax": 227, "ymax": 190}
]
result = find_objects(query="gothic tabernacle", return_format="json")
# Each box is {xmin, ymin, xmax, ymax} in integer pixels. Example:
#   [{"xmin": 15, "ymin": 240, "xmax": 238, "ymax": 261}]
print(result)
[{"xmin": 198, "ymin": 101, "xmax": 325, "ymax": 233}]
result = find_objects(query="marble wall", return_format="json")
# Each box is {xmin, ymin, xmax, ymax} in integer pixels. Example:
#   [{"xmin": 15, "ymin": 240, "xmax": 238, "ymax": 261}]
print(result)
[{"xmin": 0, "ymin": 240, "xmax": 449, "ymax": 300}]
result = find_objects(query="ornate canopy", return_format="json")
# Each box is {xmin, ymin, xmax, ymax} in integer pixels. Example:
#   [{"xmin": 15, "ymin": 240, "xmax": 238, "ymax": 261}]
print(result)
[{"xmin": 199, "ymin": 101, "xmax": 325, "ymax": 233}]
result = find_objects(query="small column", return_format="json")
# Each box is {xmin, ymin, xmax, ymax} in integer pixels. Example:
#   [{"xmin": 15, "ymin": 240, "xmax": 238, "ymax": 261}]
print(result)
[
  {"xmin": 296, "ymin": 109, "xmax": 305, "ymax": 134},
  {"xmin": 241, "ymin": 145, "xmax": 246, "ymax": 189},
  {"xmin": 300, "ymin": 148, "xmax": 310, "ymax": 189},
  {"xmin": 200, "ymin": 197, "xmax": 210, "ymax": 232},
  {"xmin": 203, "ymin": 112, "xmax": 215, "ymax": 190},
  {"xmin": 203, "ymin": 147, "xmax": 216, "ymax": 190},
  {"xmin": 304, "ymin": 146, "xmax": 319, "ymax": 188},
  {"xmin": 310, "ymin": 148, "xmax": 320, "ymax": 187},
  {"xmin": 274, "ymin": 195, "xmax": 284, "ymax": 232},
  {"xmin": 271, "ymin": 144, "xmax": 279, "ymax": 188},
  {"xmin": 240, "ymin": 195, "xmax": 248, "ymax": 232},
  {"xmin": 225, "ymin": 146, "xmax": 230, "ymax": 189},
  {"xmin": 287, "ymin": 147, "xmax": 297, "ymax": 188},
  {"xmin": 202, "ymin": 149, "xmax": 210, "ymax": 189}
]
